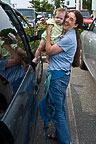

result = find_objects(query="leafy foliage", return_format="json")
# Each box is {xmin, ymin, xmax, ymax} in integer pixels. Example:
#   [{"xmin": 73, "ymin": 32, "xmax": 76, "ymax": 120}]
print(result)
[
  {"xmin": 83, "ymin": 0, "xmax": 92, "ymax": 13},
  {"xmin": 29, "ymin": 0, "xmax": 54, "ymax": 12},
  {"xmin": 54, "ymin": 0, "xmax": 60, "ymax": 8}
]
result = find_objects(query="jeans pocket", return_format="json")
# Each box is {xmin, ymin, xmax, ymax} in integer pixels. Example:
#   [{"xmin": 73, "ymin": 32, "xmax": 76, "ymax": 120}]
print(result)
[{"xmin": 59, "ymin": 75, "xmax": 70, "ymax": 88}]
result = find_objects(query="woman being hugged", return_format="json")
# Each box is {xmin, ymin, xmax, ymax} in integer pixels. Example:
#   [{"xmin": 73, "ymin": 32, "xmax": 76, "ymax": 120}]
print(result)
[{"xmin": 45, "ymin": 10, "xmax": 83, "ymax": 144}]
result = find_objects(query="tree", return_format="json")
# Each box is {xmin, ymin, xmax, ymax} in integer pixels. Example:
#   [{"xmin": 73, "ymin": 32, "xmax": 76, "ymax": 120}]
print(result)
[
  {"xmin": 29, "ymin": 0, "xmax": 40, "ymax": 11},
  {"xmin": 41, "ymin": 0, "xmax": 53, "ymax": 12},
  {"xmin": 83, "ymin": 0, "xmax": 92, "ymax": 13},
  {"xmin": 29, "ymin": 0, "xmax": 54, "ymax": 12},
  {"xmin": 51, "ymin": 0, "xmax": 67, "ymax": 9},
  {"xmin": 53, "ymin": 0, "xmax": 60, "ymax": 8}
]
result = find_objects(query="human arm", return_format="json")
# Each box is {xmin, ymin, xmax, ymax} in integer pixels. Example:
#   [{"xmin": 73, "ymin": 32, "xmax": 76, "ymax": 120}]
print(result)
[
  {"xmin": 45, "ymin": 55, "xmax": 50, "ymax": 64},
  {"xmin": 32, "ymin": 39, "xmax": 45, "ymax": 63},
  {"xmin": 2, "ymin": 42, "xmax": 21, "ymax": 68},
  {"xmin": 17, "ymin": 47, "xmax": 27, "ymax": 57},
  {"xmin": 46, "ymin": 26, "xmax": 63, "ymax": 56}
]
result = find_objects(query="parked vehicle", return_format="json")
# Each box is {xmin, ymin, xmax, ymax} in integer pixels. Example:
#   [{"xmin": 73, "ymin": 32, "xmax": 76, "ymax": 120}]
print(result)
[
  {"xmin": 0, "ymin": 1, "xmax": 43, "ymax": 144},
  {"xmin": 16, "ymin": 8, "xmax": 38, "ymax": 27},
  {"xmin": 80, "ymin": 18, "xmax": 96, "ymax": 80},
  {"xmin": 66, "ymin": 9, "xmax": 76, "ymax": 13},
  {"xmin": 80, "ymin": 9, "xmax": 93, "ymax": 27}
]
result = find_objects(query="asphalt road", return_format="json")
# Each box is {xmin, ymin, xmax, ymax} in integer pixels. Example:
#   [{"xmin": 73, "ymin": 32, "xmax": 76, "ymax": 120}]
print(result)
[
  {"xmin": 34, "ymin": 63, "xmax": 96, "ymax": 144},
  {"xmin": 67, "ymin": 67, "xmax": 96, "ymax": 144}
]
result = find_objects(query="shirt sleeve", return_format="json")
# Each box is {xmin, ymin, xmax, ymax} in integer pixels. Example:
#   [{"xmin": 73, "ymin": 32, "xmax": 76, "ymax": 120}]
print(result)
[
  {"xmin": 57, "ymin": 35, "xmax": 72, "ymax": 52},
  {"xmin": 46, "ymin": 18, "xmax": 55, "ymax": 25},
  {"xmin": 41, "ymin": 18, "xmax": 55, "ymax": 41},
  {"xmin": 0, "ymin": 58, "xmax": 8, "ymax": 71}
]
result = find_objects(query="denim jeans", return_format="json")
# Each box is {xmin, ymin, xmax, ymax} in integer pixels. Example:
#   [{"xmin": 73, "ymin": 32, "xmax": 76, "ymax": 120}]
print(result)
[{"xmin": 49, "ymin": 73, "xmax": 70, "ymax": 144}]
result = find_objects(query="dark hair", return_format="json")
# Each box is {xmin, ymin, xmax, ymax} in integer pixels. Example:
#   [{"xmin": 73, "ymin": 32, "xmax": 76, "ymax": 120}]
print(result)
[
  {"xmin": 72, "ymin": 30, "xmax": 81, "ymax": 67},
  {"xmin": 72, "ymin": 10, "xmax": 83, "ymax": 67},
  {"xmin": 74, "ymin": 10, "xmax": 83, "ymax": 29}
]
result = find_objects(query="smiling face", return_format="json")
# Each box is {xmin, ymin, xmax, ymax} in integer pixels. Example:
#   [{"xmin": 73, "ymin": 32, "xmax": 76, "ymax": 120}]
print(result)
[
  {"xmin": 63, "ymin": 12, "xmax": 78, "ymax": 32},
  {"xmin": 54, "ymin": 11, "xmax": 66, "ymax": 25}
]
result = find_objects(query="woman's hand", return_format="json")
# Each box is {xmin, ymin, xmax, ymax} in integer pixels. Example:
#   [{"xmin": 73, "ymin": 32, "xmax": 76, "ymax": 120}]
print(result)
[
  {"xmin": 46, "ymin": 25, "xmax": 54, "ymax": 35},
  {"xmin": 2, "ymin": 42, "xmax": 11, "ymax": 50}
]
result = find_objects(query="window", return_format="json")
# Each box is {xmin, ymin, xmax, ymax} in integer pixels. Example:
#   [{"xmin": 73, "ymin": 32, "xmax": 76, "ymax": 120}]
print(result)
[{"xmin": 66, "ymin": 1, "xmax": 69, "ymax": 5}]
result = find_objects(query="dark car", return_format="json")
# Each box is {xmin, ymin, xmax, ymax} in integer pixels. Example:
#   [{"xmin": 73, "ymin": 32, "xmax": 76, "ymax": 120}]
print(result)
[
  {"xmin": 80, "ymin": 18, "xmax": 96, "ymax": 80},
  {"xmin": 0, "ymin": 1, "xmax": 43, "ymax": 144}
]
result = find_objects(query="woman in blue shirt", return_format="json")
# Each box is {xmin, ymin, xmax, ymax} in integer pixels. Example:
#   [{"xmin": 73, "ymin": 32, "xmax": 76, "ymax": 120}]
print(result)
[{"xmin": 45, "ymin": 10, "xmax": 83, "ymax": 144}]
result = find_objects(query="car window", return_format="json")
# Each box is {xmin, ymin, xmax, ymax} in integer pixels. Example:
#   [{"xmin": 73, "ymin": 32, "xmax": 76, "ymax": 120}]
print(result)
[
  {"xmin": 15, "ymin": 11, "xmax": 40, "ymax": 55},
  {"xmin": 90, "ymin": 19, "xmax": 96, "ymax": 33},
  {"xmin": 0, "ymin": 6, "xmax": 26, "ymax": 58},
  {"xmin": 0, "ymin": 7, "xmax": 13, "ymax": 31},
  {"xmin": 17, "ymin": 9, "xmax": 35, "ymax": 20}
]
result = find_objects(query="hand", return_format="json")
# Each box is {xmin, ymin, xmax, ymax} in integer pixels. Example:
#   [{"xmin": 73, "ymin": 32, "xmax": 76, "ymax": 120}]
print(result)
[
  {"xmin": 32, "ymin": 57, "xmax": 37, "ymax": 63},
  {"xmin": 21, "ymin": 60, "xmax": 28, "ymax": 71},
  {"xmin": 46, "ymin": 25, "xmax": 54, "ymax": 35},
  {"xmin": 1, "ymin": 36, "xmax": 7, "ymax": 41},
  {"xmin": 59, "ymin": 34, "xmax": 63, "ymax": 38},
  {"xmin": 45, "ymin": 58, "xmax": 50, "ymax": 64},
  {"xmin": 45, "ymin": 55, "xmax": 50, "ymax": 64},
  {"xmin": 1, "ymin": 42, "xmax": 11, "ymax": 50}
]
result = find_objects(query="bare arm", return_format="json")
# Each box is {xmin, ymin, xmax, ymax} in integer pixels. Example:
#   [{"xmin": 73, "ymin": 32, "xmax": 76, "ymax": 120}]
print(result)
[
  {"xmin": 35, "ymin": 39, "xmax": 45, "ymax": 57},
  {"xmin": 2, "ymin": 43, "xmax": 21, "ymax": 68},
  {"xmin": 32, "ymin": 39, "xmax": 45, "ymax": 63},
  {"xmin": 46, "ymin": 26, "xmax": 63, "ymax": 56},
  {"xmin": 17, "ymin": 47, "xmax": 27, "ymax": 57}
]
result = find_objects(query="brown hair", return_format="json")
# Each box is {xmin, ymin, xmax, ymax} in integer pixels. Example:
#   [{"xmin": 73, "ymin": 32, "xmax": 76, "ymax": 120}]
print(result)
[
  {"xmin": 72, "ymin": 30, "xmax": 81, "ymax": 67},
  {"xmin": 54, "ymin": 8, "xmax": 66, "ymax": 16},
  {"xmin": 72, "ymin": 10, "xmax": 83, "ymax": 67}
]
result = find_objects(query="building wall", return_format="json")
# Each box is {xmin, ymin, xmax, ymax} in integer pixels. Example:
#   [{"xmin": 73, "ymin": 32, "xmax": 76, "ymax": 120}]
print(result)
[{"xmin": 48, "ymin": 0, "xmax": 76, "ymax": 9}]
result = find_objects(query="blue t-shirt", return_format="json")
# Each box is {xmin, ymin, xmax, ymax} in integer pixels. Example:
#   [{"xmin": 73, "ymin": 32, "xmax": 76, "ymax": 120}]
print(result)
[
  {"xmin": 0, "ymin": 58, "xmax": 25, "ymax": 83},
  {"xmin": 48, "ymin": 29, "xmax": 77, "ymax": 72}
]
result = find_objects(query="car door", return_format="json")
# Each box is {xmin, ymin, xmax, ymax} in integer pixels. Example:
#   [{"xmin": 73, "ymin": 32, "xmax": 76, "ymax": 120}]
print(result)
[
  {"xmin": 2, "ymin": 66, "xmax": 38, "ymax": 144},
  {"xmin": 81, "ymin": 18, "xmax": 96, "ymax": 78},
  {"xmin": 15, "ymin": 10, "xmax": 43, "ymax": 84},
  {"xmin": 86, "ymin": 19, "xmax": 96, "ymax": 77},
  {"xmin": 0, "ymin": 2, "xmax": 41, "ymax": 144}
]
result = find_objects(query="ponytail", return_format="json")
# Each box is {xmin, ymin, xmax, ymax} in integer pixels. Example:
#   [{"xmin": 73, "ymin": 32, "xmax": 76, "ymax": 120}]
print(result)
[{"xmin": 72, "ymin": 30, "xmax": 81, "ymax": 67}]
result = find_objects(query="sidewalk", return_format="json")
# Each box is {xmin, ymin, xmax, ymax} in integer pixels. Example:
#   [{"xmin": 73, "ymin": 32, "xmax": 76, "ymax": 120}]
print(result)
[{"xmin": 66, "ymin": 67, "xmax": 96, "ymax": 144}]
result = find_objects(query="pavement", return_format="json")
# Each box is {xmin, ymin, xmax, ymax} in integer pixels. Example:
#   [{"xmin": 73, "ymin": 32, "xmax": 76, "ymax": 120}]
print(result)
[
  {"xmin": 34, "ymin": 62, "xmax": 96, "ymax": 144},
  {"xmin": 66, "ymin": 67, "xmax": 96, "ymax": 144}
]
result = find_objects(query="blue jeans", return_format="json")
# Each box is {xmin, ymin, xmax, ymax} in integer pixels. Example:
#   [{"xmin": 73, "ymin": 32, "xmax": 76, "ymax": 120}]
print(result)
[{"xmin": 49, "ymin": 74, "xmax": 70, "ymax": 144}]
